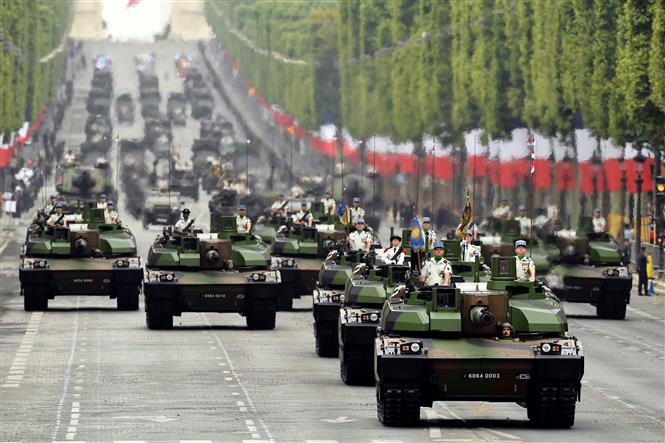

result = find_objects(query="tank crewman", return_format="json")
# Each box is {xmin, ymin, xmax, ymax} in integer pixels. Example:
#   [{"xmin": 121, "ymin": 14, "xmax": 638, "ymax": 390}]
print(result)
[
  {"xmin": 292, "ymin": 201, "xmax": 313, "ymax": 227},
  {"xmin": 45, "ymin": 193, "xmax": 60, "ymax": 214},
  {"xmin": 460, "ymin": 228, "xmax": 481, "ymax": 262},
  {"xmin": 104, "ymin": 201, "xmax": 119, "ymax": 224},
  {"xmin": 320, "ymin": 191, "xmax": 336, "ymax": 215},
  {"xmin": 499, "ymin": 322, "xmax": 514, "ymax": 338},
  {"xmin": 96, "ymin": 194, "xmax": 108, "ymax": 209},
  {"xmin": 236, "ymin": 205, "xmax": 252, "ymax": 234},
  {"xmin": 47, "ymin": 202, "xmax": 67, "ymax": 227},
  {"xmin": 514, "ymin": 240, "xmax": 536, "ymax": 282},
  {"xmin": 514, "ymin": 205, "xmax": 532, "ymax": 237},
  {"xmin": 64, "ymin": 149, "xmax": 76, "ymax": 165},
  {"xmin": 349, "ymin": 197, "xmax": 365, "ymax": 224},
  {"xmin": 348, "ymin": 219, "xmax": 372, "ymax": 252},
  {"xmin": 270, "ymin": 193, "xmax": 288, "ymax": 218},
  {"xmin": 174, "ymin": 208, "xmax": 196, "ymax": 235},
  {"xmin": 592, "ymin": 208, "xmax": 606, "ymax": 233},
  {"xmin": 492, "ymin": 196, "xmax": 512, "ymax": 220},
  {"xmin": 381, "ymin": 234, "xmax": 406, "ymax": 265},
  {"xmin": 419, "ymin": 241, "xmax": 452, "ymax": 286},
  {"xmin": 422, "ymin": 217, "xmax": 437, "ymax": 250}
]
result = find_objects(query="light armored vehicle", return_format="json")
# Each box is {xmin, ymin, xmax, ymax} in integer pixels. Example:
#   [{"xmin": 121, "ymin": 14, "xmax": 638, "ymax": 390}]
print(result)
[
  {"xmin": 375, "ymin": 256, "xmax": 584, "ymax": 428},
  {"xmin": 142, "ymin": 189, "xmax": 181, "ymax": 228},
  {"xmin": 20, "ymin": 204, "xmax": 142, "ymax": 311},
  {"xmin": 545, "ymin": 217, "xmax": 632, "ymax": 319},
  {"xmin": 144, "ymin": 229, "xmax": 280, "ymax": 329}
]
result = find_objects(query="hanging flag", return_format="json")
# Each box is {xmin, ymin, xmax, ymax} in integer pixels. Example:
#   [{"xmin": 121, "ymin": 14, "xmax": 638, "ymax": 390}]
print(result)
[
  {"xmin": 528, "ymin": 134, "xmax": 536, "ymax": 175},
  {"xmin": 337, "ymin": 195, "xmax": 350, "ymax": 225},
  {"xmin": 409, "ymin": 217, "xmax": 425, "ymax": 251},
  {"xmin": 456, "ymin": 191, "xmax": 473, "ymax": 238}
]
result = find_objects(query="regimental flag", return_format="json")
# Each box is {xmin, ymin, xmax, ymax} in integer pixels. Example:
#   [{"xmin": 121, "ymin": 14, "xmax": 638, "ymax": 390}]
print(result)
[
  {"xmin": 456, "ymin": 191, "xmax": 473, "ymax": 239},
  {"xmin": 528, "ymin": 133, "xmax": 536, "ymax": 175},
  {"xmin": 337, "ymin": 195, "xmax": 350, "ymax": 225},
  {"xmin": 409, "ymin": 217, "xmax": 425, "ymax": 251}
]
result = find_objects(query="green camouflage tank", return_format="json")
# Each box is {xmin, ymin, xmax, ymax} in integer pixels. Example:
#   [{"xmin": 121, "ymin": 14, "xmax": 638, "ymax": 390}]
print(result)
[
  {"xmin": 270, "ymin": 224, "xmax": 347, "ymax": 310},
  {"xmin": 375, "ymin": 256, "xmax": 584, "ymax": 428},
  {"xmin": 55, "ymin": 164, "xmax": 114, "ymax": 200},
  {"xmin": 143, "ymin": 229, "xmax": 280, "ymax": 329},
  {"xmin": 545, "ymin": 217, "xmax": 631, "ymax": 319},
  {"xmin": 312, "ymin": 248, "xmax": 371, "ymax": 357},
  {"xmin": 142, "ymin": 189, "xmax": 181, "ymax": 228},
  {"xmin": 20, "ymin": 204, "xmax": 142, "ymax": 311}
]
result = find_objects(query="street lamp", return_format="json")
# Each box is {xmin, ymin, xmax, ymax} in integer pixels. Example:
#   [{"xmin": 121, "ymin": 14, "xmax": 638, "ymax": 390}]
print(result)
[
  {"xmin": 245, "ymin": 138, "xmax": 251, "ymax": 195},
  {"xmin": 634, "ymin": 148, "xmax": 646, "ymax": 254}
]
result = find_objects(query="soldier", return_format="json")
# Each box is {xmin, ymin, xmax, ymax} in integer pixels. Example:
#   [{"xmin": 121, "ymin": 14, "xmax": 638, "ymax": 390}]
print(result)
[
  {"xmin": 592, "ymin": 208, "xmax": 606, "ymax": 233},
  {"xmin": 45, "ymin": 193, "xmax": 59, "ymax": 214},
  {"xmin": 419, "ymin": 242, "xmax": 452, "ymax": 286},
  {"xmin": 460, "ymin": 229, "xmax": 481, "ymax": 262},
  {"xmin": 104, "ymin": 201, "xmax": 119, "ymax": 224},
  {"xmin": 499, "ymin": 322, "xmax": 514, "ymax": 338},
  {"xmin": 270, "ymin": 193, "xmax": 288, "ymax": 218},
  {"xmin": 174, "ymin": 208, "xmax": 196, "ymax": 235},
  {"xmin": 514, "ymin": 205, "xmax": 532, "ymax": 237},
  {"xmin": 492, "ymin": 196, "xmax": 512, "ymax": 220},
  {"xmin": 64, "ymin": 149, "xmax": 76, "ymax": 165},
  {"xmin": 422, "ymin": 217, "xmax": 437, "ymax": 250},
  {"xmin": 97, "ymin": 194, "xmax": 108, "ymax": 209},
  {"xmin": 320, "ymin": 191, "xmax": 336, "ymax": 215},
  {"xmin": 236, "ymin": 205, "xmax": 252, "ymax": 233},
  {"xmin": 348, "ymin": 219, "xmax": 372, "ymax": 252},
  {"xmin": 47, "ymin": 202, "xmax": 66, "ymax": 227},
  {"xmin": 349, "ymin": 197, "xmax": 365, "ymax": 224},
  {"xmin": 292, "ymin": 201, "xmax": 313, "ymax": 227},
  {"xmin": 381, "ymin": 234, "xmax": 406, "ymax": 265},
  {"xmin": 514, "ymin": 240, "xmax": 536, "ymax": 282}
]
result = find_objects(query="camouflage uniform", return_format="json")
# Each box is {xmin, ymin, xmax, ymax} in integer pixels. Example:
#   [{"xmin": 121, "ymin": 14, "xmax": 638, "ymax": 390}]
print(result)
[{"xmin": 421, "ymin": 256, "xmax": 452, "ymax": 286}]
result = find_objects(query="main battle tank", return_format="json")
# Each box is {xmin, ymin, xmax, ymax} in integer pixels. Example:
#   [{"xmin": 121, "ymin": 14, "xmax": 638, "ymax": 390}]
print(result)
[
  {"xmin": 144, "ymin": 229, "xmax": 280, "ymax": 329},
  {"xmin": 191, "ymin": 91, "xmax": 213, "ymax": 120},
  {"xmin": 55, "ymin": 163, "xmax": 114, "ymax": 201},
  {"xmin": 142, "ymin": 189, "xmax": 181, "ymax": 229},
  {"xmin": 19, "ymin": 204, "xmax": 142, "ymax": 311},
  {"xmin": 479, "ymin": 218, "xmax": 553, "ymax": 273},
  {"xmin": 544, "ymin": 217, "xmax": 632, "ymax": 319},
  {"xmin": 269, "ymin": 223, "xmax": 346, "ymax": 310},
  {"xmin": 167, "ymin": 92, "xmax": 187, "ymax": 126},
  {"xmin": 375, "ymin": 256, "xmax": 584, "ymax": 427},
  {"xmin": 81, "ymin": 113, "xmax": 113, "ymax": 155},
  {"xmin": 312, "ymin": 247, "xmax": 372, "ymax": 357},
  {"xmin": 115, "ymin": 93, "xmax": 135, "ymax": 124}
]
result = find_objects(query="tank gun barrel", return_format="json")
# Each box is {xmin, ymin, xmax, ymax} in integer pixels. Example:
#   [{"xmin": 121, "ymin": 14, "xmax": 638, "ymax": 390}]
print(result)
[{"xmin": 470, "ymin": 305, "xmax": 494, "ymax": 326}]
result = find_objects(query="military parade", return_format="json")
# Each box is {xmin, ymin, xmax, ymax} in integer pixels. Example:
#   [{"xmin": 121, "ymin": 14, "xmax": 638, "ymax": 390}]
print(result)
[{"xmin": 0, "ymin": 1, "xmax": 664, "ymax": 442}]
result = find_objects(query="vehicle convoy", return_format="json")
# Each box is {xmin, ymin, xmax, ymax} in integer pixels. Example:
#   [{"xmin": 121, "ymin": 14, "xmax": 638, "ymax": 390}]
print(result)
[
  {"xmin": 338, "ymin": 239, "xmax": 487, "ymax": 385},
  {"xmin": 312, "ymin": 247, "xmax": 370, "ymax": 357},
  {"xmin": 143, "ymin": 229, "xmax": 280, "ymax": 330},
  {"xmin": 374, "ymin": 256, "xmax": 584, "ymax": 428},
  {"xmin": 544, "ymin": 217, "xmax": 632, "ymax": 319},
  {"xmin": 269, "ymin": 222, "xmax": 346, "ymax": 310},
  {"xmin": 19, "ymin": 204, "xmax": 142, "ymax": 311}
]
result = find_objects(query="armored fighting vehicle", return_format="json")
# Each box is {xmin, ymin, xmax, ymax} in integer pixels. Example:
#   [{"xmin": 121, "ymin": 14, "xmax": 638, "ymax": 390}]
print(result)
[
  {"xmin": 142, "ymin": 189, "xmax": 181, "ymax": 228},
  {"xmin": 170, "ymin": 165, "xmax": 199, "ymax": 201},
  {"xmin": 191, "ymin": 91, "xmax": 213, "ymax": 120},
  {"xmin": 82, "ymin": 114, "xmax": 113, "ymax": 154},
  {"xmin": 375, "ymin": 256, "xmax": 584, "ymax": 428},
  {"xmin": 167, "ymin": 92, "xmax": 187, "ymax": 126},
  {"xmin": 144, "ymin": 230, "xmax": 280, "ymax": 329},
  {"xmin": 20, "ymin": 204, "xmax": 142, "ymax": 311},
  {"xmin": 269, "ymin": 223, "xmax": 346, "ymax": 310},
  {"xmin": 479, "ymin": 218, "xmax": 553, "ymax": 273},
  {"xmin": 55, "ymin": 163, "xmax": 113, "ymax": 202},
  {"xmin": 115, "ymin": 93, "xmax": 135, "ymax": 124},
  {"xmin": 313, "ymin": 247, "xmax": 373, "ymax": 357},
  {"xmin": 545, "ymin": 217, "xmax": 631, "ymax": 319}
]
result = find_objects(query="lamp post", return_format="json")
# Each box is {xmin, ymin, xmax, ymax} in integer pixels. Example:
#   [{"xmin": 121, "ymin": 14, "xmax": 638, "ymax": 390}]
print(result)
[
  {"xmin": 634, "ymin": 148, "xmax": 646, "ymax": 255},
  {"xmin": 620, "ymin": 155, "xmax": 627, "ymax": 224},
  {"xmin": 245, "ymin": 138, "xmax": 251, "ymax": 196}
]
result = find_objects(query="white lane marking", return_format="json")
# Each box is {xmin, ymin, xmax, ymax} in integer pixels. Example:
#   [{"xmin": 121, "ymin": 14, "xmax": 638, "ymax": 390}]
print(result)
[
  {"xmin": 52, "ymin": 297, "xmax": 81, "ymax": 440},
  {"xmin": 480, "ymin": 428, "xmax": 521, "ymax": 440},
  {"xmin": 201, "ymin": 314, "xmax": 274, "ymax": 443},
  {"xmin": 423, "ymin": 409, "xmax": 445, "ymax": 439},
  {"xmin": 582, "ymin": 380, "xmax": 664, "ymax": 424},
  {"xmin": 627, "ymin": 305, "xmax": 665, "ymax": 323},
  {"xmin": 575, "ymin": 321, "xmax": 665, "ymax": 355},
  {"xmin": 180, "ymin": 441, "xmax": 213, "ymax": 443},
  {"xmin": 3, "ymin": 312, "xmax": 44, "ymax": 388}
]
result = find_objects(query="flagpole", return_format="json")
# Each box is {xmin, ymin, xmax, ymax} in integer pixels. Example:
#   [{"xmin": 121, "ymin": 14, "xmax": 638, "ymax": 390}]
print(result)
[
  {"xmin": 416, "ymin": 144, "xmax": 421, "ymax": 215},
  {"xmin": 529, "ymin": 132, "xmax": 535, "ymax": 259}
]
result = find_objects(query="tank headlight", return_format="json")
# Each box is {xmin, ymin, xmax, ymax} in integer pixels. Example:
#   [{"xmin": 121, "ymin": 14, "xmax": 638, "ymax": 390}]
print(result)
[
  {"xmin": 410, "ymin": 342, "xmax": 421, "ymax": 353},
  {"xmin": 369, "ymin": 313, "xmax": 379, "ymax": 322},
  {"xmin": 251, "ymin": 273, "xmax": 260, "ymax": 281},
  {"xmin": 115, "ymin": 259, "xmax": 126, "ymax": 267},
  {"xmin": 541, "ymin": 343, "xmax": 551, "ymax": 353},
  {"xmin": 38, "ymin": 260, "xmax": 47, "ymax": 268},
  {"xmin": 165, "ymin": 273, "xmax": 174, "ymax": 281}
]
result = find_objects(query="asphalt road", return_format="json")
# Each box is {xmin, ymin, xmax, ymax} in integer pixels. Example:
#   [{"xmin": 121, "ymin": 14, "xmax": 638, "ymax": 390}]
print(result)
[{"xmin": 1, "ymin": 40, "xmax": 664, "ymax": 443}]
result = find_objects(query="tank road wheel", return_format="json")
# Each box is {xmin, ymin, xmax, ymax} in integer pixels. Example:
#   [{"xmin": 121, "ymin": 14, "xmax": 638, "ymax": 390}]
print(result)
[
  {"xmin": 527, "ymin": 382, "xmax": 577, "ymax": 428},
  {"xmin": 596, "ymin": 295, "xmax": 627, "ymax": 320},
  {"xmin": 146, "ymin": 301, "xmax": 173, "ymax": 330},
  {"xmin": 246, "ymin": 300, "xmax": 277, "ymax": 330},
  {"xmin": 340, "ymin": 344, "xmax": 374, "ymax": 386},
  {"xmin": 23, "ymin": 286, "xmax": 48, "ymax": 311},
  {"xmin": 377, "ymin": 381, "xmax": 421, "ymax": 427},
  {"xmin": 116, "ymin": 285, "xmax": 140, "ymax": 311},
  {"xmin": 314, "ymin": 322, "xmax": 338, "ymax": 357}
]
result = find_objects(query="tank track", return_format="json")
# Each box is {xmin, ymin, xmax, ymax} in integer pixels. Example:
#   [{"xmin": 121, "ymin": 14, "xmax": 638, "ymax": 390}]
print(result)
[
  {"xmin": 340, "ymin": 344, "xmax": 374, "ymax": 386},
  {"xmin": 527, "ymin": 381, "xmax": 577, "ymax": 428},
  {"xmin": 377, "ymin": 381, "xmax": 421, "ymax": 426},
  {"xmin": 314, "ymin": 321, "xmax": 338, "ymax": 357}
]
